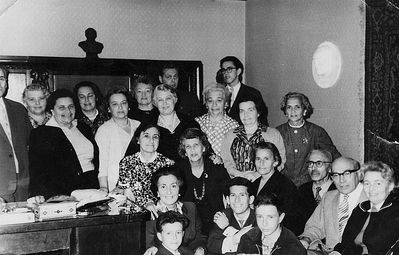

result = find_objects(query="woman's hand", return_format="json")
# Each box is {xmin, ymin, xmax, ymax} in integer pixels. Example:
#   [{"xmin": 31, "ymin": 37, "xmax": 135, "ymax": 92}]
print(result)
[
  {"xmin": 143, "ymin": 246, "xmax": 158, "ymax": 255},
  {"xmin": 145, "ymin": 202, "xmax": 158, "ymax": 219},
  {"xmin": 213, "ymin": 211, "xmax": 229, "ymax": 229},
  {"xmin": 210, "ymin": 154, "xmax": 223, "ymax": 165},
  {"xmin": 27, "ymin": 195, "xmax": 45, "ymax": 204}
]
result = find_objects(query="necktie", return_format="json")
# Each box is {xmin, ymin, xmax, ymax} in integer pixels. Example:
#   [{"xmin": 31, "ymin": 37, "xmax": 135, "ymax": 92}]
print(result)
[
  {"xmin": 315, "ymin": 186, "xmax": 322, "ymax": 204},
  {"xmin": 228, "ymin": 86, "xmax": 235, "ymax": 107},
  {"xmin": 338, "ymin": 194, "xmax": 349, "ymax": 235}
]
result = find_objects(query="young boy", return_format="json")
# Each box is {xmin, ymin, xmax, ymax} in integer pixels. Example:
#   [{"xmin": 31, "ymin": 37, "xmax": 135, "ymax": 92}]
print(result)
[
  {"xmin": 155, "ymin": 211, "xmax": 194, "ymax": 255},
  {"xmin": 237, "ymin": 193, "xmax": 306, "ymax": 255},
  {"xmin": 207, "ymin": 177, "xmax": 256, "ymax": 254}
]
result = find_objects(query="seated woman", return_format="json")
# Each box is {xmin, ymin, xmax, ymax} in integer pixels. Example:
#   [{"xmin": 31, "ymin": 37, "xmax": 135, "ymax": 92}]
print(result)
[
  {"xmin": 29, "ymin": 89, "xmax": 99, "ymax": 201},
  {"xmin": 250, "ymin": 141, "xmax": 305, "ymax": 235},
  {"xmin": 177, "ymin": 128, "xmax": 230, "ymax": 235},
  {"xmin": 117, "ymin": 123, "xmax": 174, "ymax": 211},
  {"xmin": 221, "ymin": 97, "xmax": 286, "ymax": 180},
  {"xmin": 237, "ymin": 192, "xmax": 306, "ymax": 255},
  {"xmin": 22, "ymin": 83, "xmax": 51, "ymax": 128},
  {"xmin": 333, "ymin": 161, "xmax": 399, "ymax": 255},
  {"xmin": 152, "ymin": 84, "xmax": 200, "ymax": 161},
  {"xmin": 195, "ymin": 83, "xmax": 239, "ymax": 158},
  {"xmin": 128, "ymin": 75, "xmax": 159, "ymax": 124},
  {"xmin": 276, "ymin": 92, "xmax": 341, "ymax": 187},
  {"xmin": 73, "ymin": 81, "xmax": 109, "ymax": 135},
  {"xmin": 95, "ymin": 88, "xmax": 140, "ymax": 192},
  {"xmin": 145, "ymin": 166, "xmax": 207, "ymax": 255}
]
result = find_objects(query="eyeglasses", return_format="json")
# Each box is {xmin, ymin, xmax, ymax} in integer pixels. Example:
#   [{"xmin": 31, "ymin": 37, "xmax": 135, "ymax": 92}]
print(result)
[
  {"xmin": 306, "ymin": 161, "xmax": 331, "ymax": 168},
  {"xmin": 330, "ymin": 168, "xmax": 359, "ymax": 179},
  {"xmin": 221, "ymin": 67, "xmax": 236, "ymax": 74}
]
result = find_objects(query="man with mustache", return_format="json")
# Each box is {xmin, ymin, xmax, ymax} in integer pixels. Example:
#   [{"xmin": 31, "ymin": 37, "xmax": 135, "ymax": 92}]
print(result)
[{"xmin": 298, "ymin": 149, "xmax": 336, "ymax": 220}]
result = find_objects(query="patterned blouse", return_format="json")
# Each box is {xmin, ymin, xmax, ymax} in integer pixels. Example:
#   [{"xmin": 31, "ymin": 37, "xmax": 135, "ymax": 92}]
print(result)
[
  {"xmin": 77, "ymin": 110, "xmax": 109, "ymax": 136},
  {"xmin": 118, "ymin": 152, "xmax": 174, "ymax": 207},
  {"xmin": 29, "ymin": 112, "xmax": 52, "ymax": 128},
  {"xmin": 195, "ymin": 113, "xmax": 239, "ymax": 156},
  {"xmin": 231, "ymin": 124, "xmax": 268, "ymax": 172}
]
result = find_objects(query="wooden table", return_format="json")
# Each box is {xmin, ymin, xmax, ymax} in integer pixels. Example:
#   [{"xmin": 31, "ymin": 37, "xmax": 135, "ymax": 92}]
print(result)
[{"xmin": 0, "ymin": 211, "xmax": 150, "ymax": 255}]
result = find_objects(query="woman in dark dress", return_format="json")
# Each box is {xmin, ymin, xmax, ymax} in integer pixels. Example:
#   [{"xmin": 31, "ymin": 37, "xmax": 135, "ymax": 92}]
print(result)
[
  {"xmin": 250, "ymin": 141, "xmax": 306, "ymax": 235},
  {"xmin": 177, "ymin": 128, "xmax": 230, "ymax": 235},
  {"xmin": 29, "ymin": 89, "xmax": 99, "ymax": 202},
  {"xmin": 152, "ymin": 84, "xmax": 200, "ymax": 162}
]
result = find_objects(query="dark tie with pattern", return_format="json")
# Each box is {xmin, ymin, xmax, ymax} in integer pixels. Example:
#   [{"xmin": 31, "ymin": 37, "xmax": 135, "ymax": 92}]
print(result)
[
  {"xmin": 338, "ymin": 194, "xmax": 349, "ymax": 235},
  {"xmin": 315, "ymin": 186, "xmax": 322, "ymax": 204}
]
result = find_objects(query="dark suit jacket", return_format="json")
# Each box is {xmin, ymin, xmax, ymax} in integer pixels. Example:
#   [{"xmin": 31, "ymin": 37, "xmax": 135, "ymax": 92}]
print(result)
[
  {"xmin": 237, "ymin": 226, "xmax": 307, "ymax": 255},
  {"xmin": 175, "ymin": 90, "xmax": 203, "ymax": 118},
  {"xmin": 29, "ymin": 123, "xmax": 99, "ymax": 199},
  {"xmin": 227, "ymin": 84, "xmax": 268, "ymax": 126},
  {"xmin": 178, "ymin": 158, "xmax": 230, "ymax": 235},
  {"xmin": 207, "ymin": 208, "xmax": 256, "ymax": 254},
  {"xmin": 147, "ymin": 202, "xmax": 207, "ymax": 253},
  {"xmin": 155, "ymin": 244, "xmax": 194, "ymax": 255},
  {"xmin": 0, "ymin": 98, "xmax": 31, "ymax": 201},
  {"xmin": 298, "ymin": 181, "xmax": 336, "ymax": 221},
  {"xmin": 251, "ymin": 171, "xmax": 306, "ymax": 235}
]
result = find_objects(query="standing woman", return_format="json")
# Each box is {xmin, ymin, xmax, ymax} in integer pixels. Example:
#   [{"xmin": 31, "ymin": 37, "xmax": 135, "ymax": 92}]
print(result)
[
  {"xmin": 73, "ymin": 81, "xmax": 108, "ymax": 135},
  {"xmin": 153, "ymin": 84, "xmax": 200, "ymax": 162},
  {"xmin": 22, "ymin": 84, "xmax": 51, "ymax": 128},
  {"xmin": 29, "ymin": 89, "xmax": 99, "ymax": 200},
  {"xmin": 117, "ymin": 123, "xmax": 174, "ymax": 209},
  {"xmin": 195, "ymin": 83, "xmax": 239, "ymax": 157},
  {"xmin": 95, "ymin": 88, "xmax": 140, "ymax": 193},
  {"xmin": 221, "ymin": 97, "xmax": 286, "ymax": 180},
  {"xmin": 276, "ymin": 92, "xmax": 340, "ymax": 187},
  {"xmin": 177, "ymin": 128, "xmax": 230, "ymax": 235}
]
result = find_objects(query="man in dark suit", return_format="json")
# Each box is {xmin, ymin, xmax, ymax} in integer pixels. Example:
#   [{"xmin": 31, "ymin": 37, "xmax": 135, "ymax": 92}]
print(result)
[
  {"xmin": 0, "ymin": 65, "xmax": 31, "ymax": 202},
  {"xmin": 220, "ymin": 56, "xmax": 268, "ymax": 125},
  {"xmin": 298, "ymin": 149, "xmax": 336, "ymax": 221},
  {"xmin": 207, "ymin": 177, "xmax": 256, "ymax": 254},
  {"xmin": 159, "ymin": 62, "xmax": 202, "ymax": 118}
]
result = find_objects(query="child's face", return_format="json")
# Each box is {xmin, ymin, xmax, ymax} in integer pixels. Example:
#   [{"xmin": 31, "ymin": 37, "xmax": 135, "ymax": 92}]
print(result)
[
  {"xmin": 255, "ymin": 205, "xmax": 284, "ymax": 236},
  {"xmin": 255, "ymin": 148, "xmax": 278, "ymax": 176},
  {"xmin": 157, "ymin": 222, "xmax": 184, "ymax": 251}
]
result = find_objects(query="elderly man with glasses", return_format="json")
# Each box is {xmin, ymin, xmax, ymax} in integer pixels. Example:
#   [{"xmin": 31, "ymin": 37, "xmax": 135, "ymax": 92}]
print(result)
[
  {"xmin": 219, "ymin": 56, "xmax": 268, "ymax": 125},
  {"xmin": 298, "ymin": 157, "xmax": 368, "ymax": 253},
  {"xmin": 298, "ymin": 149, "xmax": 337, "ymax": 220}
]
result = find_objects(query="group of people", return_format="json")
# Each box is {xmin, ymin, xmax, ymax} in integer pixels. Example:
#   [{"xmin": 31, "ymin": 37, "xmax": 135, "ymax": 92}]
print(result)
[{"xmin": 0, "ymin": 55, "xmax": 398, "ymax": 255}]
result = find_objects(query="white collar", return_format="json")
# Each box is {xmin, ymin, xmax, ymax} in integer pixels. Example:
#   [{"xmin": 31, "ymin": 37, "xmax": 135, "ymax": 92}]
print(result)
[
  {"xmin": 46, "ymin": 116, "xmax": 77, "ymax": 130},
  {"xmin": 138, "ymin": 151, "xmax": 158, "ymax": 163}
]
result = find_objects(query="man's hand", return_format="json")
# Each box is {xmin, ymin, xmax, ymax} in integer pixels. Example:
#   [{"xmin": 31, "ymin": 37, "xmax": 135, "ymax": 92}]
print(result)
[
  {"xmin": 194, "ymin": 247, "xmax": 205, "ymax": 255},
  {"xmin": 210, "ymin": 154, "xmax": 223, "ymax": 165},
  {"xmin": 143, "ymin": 246, "xmax": 158, "ymax": 255},
  {"xmin": 27, "ymin": 195, "xmax": 45, "ymax": 204},
  {"xmin": 299, "ymin": 239, "xmax": 310, "ymax": 249},
  {"xmin": 214, "ymin": 211, "xmax": 229, "ymax": 229},
  {"xmin": 232, "ymin": 225, "xmax": 252, "ymax": 244}
]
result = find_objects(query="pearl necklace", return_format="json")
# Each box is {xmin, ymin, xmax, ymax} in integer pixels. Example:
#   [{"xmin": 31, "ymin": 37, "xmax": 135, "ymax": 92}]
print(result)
[{"xmin": 193, "ymin": 172, "xmax": 208, "ymax": 201}]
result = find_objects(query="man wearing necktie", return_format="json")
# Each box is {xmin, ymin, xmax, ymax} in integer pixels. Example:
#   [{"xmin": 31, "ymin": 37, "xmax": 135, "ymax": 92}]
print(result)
[
  {"xmin": 219, "ymin": 56, "xmax": 269, "ymax": 126},
  {"xmin": 0, "ymin": 65, "xmax": 31, "ymax": 202},
  {"xmin": 298, "ymin": 149, "xmax": 337, "ymax": 220},
  {"xmin": 298, "ymin": 157, "xmax": 368, "ymax": 252}
]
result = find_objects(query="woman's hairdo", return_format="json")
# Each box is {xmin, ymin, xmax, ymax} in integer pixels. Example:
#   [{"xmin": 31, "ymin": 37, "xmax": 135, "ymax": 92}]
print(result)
[
  {"xmin": 252, "ymin": 141, "xmax": 282, "ymax": 169},
  {"xmin": 156, "ymin": 211, "xmax": 190, "ymax": 233},
  {"xmin": 132, "ymin": 75, "xmax": 156, "ymax": 92},
  {"xmin": 23, "ymin": 83, "xmax": 50, "ymax": 101},
  {"xmin": 202, "ymin": 82, "xmax": 230, "ymax": 104},
  {"xmin": 254, "ymin": 192, "xmax": 284, "ymax": 215},
  {"xmin": 153, "ymin": 84, "xmax": 178, "ymax": 103},
  {"xmin": 150, "ymin": 165, "xmax": 186, "ymax": 198},
  {"xmin": 361, "ymin": 161, "xmax": 398, "ymax": 186},
  {"xmin": 132, "ymin": 123, "xmax": 160, "ymax": 145},
  {"xmin": 46, "ymin": 89, "xmax": 77, "ymax": 112},
  {"xmin": 105, "ymin": 87, "xmax": 133, "ymax": 113},
  {"xmin": 178, "ymin": 128, "xmax": 212, "ymax": 158},
  {"xmin": 280, "ymin": 92, "xmax": 314, "ymax": 119}
]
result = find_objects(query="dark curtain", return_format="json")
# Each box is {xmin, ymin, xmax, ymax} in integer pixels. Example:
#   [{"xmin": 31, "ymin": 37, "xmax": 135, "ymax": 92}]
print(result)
[{"xmin": 365, "ymin": 0, "xmax": 399, "ymax": 176}]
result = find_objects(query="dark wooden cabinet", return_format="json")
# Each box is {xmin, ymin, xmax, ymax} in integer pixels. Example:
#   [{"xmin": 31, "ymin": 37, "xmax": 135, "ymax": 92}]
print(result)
[{"xmin": 0, "ymin": 212, "xmax": 150, "ymax": 255}]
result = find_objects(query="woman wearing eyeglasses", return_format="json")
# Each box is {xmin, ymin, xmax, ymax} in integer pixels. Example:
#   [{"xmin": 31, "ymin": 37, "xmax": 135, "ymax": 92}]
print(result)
[
  {"xmin": 332, "ymin": 161, "xmax": 399, "ymax": 255},
  {"xmin": 276, "ymin": 92, "xmax": 341, "ymax": 187}
]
